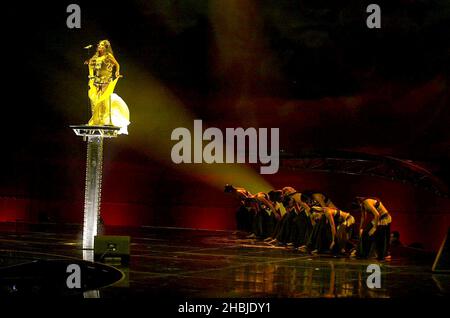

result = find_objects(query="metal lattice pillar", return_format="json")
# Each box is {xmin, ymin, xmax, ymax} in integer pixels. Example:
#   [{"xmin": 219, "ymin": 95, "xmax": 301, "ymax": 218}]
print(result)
[
  {"xmin": 71, "ymin": 125, "xmax": 120, "ymax": 253},
  {"xmin": 82, "ymin": 136, "xmax": 103, "ymax": 249}
]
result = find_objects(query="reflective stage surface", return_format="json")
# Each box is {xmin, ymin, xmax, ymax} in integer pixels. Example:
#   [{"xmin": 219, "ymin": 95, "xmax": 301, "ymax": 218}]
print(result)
[{"xmin": 0, "ymin": 223, "xmax": 448, "ymax": 298}]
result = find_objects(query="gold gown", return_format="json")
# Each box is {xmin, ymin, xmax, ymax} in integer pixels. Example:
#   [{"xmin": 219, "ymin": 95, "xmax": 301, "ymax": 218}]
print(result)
[{"xmin": 87, "ymin": 54, "xmax": 130, "ymax": 134}]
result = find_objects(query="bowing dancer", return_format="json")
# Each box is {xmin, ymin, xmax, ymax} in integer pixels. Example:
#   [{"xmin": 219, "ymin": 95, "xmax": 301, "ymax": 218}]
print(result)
[
  {"xmin": 281, "ymin": 188, "xmax": 313, "ymax": 249},
  {"xmin": 300, "ymin": 191, "xmax": 337, "ymax": 253},
  {"xmin": 252, "ymin": 192, "xmax": 278, "ymax": 239},
  {"xmin": 355, "ymin": 197, "xmax": 392, "ymax": 260},
  {"xmin": 267, "ymin": 187, "xmax": 298, "ymax": 246},
  {"xmin": 224, "ymin": 184, "xmax": 255, "ymax": 233},
  {"xmin": 263, "ymin": 190, "xmax": 286, "ymax": 242},
  {"xmin": 307, "ymin": 207, "xmax": 355, "ymax": 254}
]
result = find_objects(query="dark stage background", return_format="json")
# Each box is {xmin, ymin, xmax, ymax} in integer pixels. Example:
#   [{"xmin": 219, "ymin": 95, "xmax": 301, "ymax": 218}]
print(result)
[{"xmin": 2, "ymin": 1, "xmax": 449, "ymax": 251}]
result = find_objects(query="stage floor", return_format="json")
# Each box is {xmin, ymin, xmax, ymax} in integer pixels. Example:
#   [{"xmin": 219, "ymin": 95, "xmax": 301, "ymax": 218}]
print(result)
[{"xmin": 0, "ymin": 223, "xmax": 448, "ymax": 298}]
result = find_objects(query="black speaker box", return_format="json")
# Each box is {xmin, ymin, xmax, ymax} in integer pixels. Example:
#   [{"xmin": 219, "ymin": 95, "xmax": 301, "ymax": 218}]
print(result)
[{"xmin": 94, "ymin": 235, "xmax": 130, "ymax": 265}]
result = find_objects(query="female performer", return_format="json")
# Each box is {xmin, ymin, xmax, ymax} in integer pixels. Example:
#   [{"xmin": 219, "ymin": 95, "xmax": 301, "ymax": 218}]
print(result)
[
  {"xmin": 355, "ymin": 197, "xmax": 392, "ymax": 260},
  {"xmin": 253, "ymin": 192, "xmax": 277, "ymax": 239},
  {"xmin": 279, "ymin": 188, "xmax": 313, "ymax": 249},
  {"xmin": 308, "ymin": 207, "xmax": 355, "ymax": 254},
  {"xmin": 85, "ymin": 39, "xmax": 130, "ymax": 134},
  {"xmin": 224, "ymin": 184, "xmax": 255, "ymax": 233}
]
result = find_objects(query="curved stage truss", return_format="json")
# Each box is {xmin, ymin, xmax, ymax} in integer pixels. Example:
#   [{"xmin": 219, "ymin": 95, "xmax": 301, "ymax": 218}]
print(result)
[{"xmin": 280, "ymin": 152, "xmax": 449, "ymax": 197}]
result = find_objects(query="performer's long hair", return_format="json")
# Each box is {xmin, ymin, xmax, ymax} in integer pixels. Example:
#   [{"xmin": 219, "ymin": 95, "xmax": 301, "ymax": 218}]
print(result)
[{"xmin": 94, "ymin": 39, "xmax": 114, "ymax": 57}]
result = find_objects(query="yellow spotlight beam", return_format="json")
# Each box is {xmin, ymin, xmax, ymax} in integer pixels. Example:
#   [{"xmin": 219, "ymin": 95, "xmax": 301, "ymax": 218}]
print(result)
[{"xmin": 120, "ymin": 63, "xmax": 273, "ymax": 194}]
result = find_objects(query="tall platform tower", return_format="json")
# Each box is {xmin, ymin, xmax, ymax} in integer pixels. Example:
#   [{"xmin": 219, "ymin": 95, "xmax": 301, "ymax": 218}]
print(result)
[
  {"xmin": 75, "ymin": 39, "xmax": 129, "ymax": 259},
  {"xmin": 71, "ymin": 125, "xmax": 121, "ymax": 251}
]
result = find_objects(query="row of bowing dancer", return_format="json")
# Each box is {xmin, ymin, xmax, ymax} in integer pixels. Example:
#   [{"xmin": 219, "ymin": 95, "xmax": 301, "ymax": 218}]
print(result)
[{"xmin": 224, "ymin": 184, "xmax": 392, "ymax": 260}]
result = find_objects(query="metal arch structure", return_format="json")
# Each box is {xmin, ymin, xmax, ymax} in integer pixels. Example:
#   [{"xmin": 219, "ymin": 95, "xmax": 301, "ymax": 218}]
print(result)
[{"xmin": 280, "ymin": 151, "xmax": 449, "ymax": 197}]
